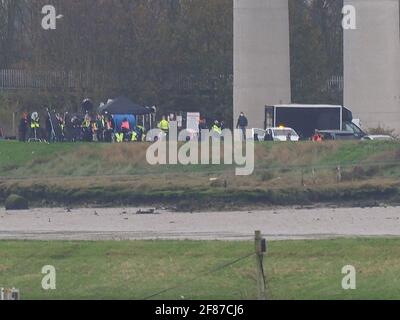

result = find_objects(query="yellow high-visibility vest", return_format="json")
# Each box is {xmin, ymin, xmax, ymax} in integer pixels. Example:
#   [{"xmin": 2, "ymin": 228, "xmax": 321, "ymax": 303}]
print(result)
[
  {"xmin": 158, "ymin": 120, "xmax": 169, "ymax": 131},
  {"xmin": 115, "ymin": 133, "xmax": 124, "ymax": 143},
  {"xmin": 212, "ymin": 125, "xmax": 222, "ymax": 135},
  {"xmin": 31, "ymin": 121, "xmax": 40, "ymax": 129}
]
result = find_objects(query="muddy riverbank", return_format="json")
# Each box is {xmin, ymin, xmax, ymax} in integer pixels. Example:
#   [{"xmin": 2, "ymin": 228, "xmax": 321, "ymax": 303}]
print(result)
[{"xmin": 1, "ymin": 206, "xmax": 400, "ymax": 241}]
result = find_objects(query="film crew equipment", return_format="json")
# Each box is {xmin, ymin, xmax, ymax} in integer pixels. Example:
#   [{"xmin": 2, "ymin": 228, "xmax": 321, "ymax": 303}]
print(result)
[
  {"xmin": 81, "ymin": 98, "xmax": 94, "ymax": 114},
  {"xmin": 46, "ymin": 108, "xmax": 57, "ymax": 143},
  {"xmin": 28, "ymin": 112, "xmax": 42, "ymax": 143}
]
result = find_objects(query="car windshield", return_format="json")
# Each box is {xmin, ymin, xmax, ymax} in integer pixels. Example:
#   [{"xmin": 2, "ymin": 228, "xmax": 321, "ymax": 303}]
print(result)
[
  {"xmin": 273, "ymin": 129, "xmax": 298, "ymax": 137},
  {"xmin": 343, "ymin": 121, "xmax": 363, "ymax": 135},
  {"xmin": 254, "ymin": 129, "xmax": 265, "ymax": 135}
]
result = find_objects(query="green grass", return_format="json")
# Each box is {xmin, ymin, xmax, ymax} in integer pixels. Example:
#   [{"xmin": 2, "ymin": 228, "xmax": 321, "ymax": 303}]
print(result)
[
  {"xmin": 1, "ymin": 140, "xmax": 399, "ymax": 178},
  {"xmin": 0, "ymin": 140, "xmax": 399, "ymax": 208},
  {"xmin": 0, "ymin": 140, "xmax": 232, "ymax": 177},
  {"xmin": 321, "ymin": 141, "xmax": 400, "ymax": 165},
  {"xmin": 1, "ymin": 239, "xmax": 400, "ymax": 300},
  {"xmin": 0, "ymin": 141, "xmax": 77, "ymax": 172}
]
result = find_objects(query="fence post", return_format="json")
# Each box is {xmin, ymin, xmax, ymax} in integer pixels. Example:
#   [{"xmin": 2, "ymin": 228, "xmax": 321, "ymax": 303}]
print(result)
[
  {"xmin": 12, "ymin": 112, "xmax": 16, "ymax": 137},
  {"xmin": 312, "ymin": 168, "xmax": 316, "ymax": 185},
  {"xmin": 255, "ymin": 230, "xmax": 267, "ymax": 300},
  {"xmin": 337, "ymin": 166, "xmax": 342, "ymax": 183}
]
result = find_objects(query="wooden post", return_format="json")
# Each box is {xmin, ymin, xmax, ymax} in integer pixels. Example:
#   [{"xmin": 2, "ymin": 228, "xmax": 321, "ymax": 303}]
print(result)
[
  {"xmin": 312, "ymin": 168, "xmax": 316, "ymax": 185},
  {"xmin": 12, "ymin": 112, "xmax": 16, "ymax": 137},
  {"xmin": 255, "ymin": 230, "xmax": 267, "ymax": 300},
  {"xmin": 337, "ymin": 166, "xmax": 342, "ymax": 183}
]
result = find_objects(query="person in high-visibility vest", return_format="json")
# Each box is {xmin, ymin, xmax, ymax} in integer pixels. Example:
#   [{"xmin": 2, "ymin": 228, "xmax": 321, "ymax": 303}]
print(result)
[
  {"xmin": 131, "ymin": 130, "xmax": 138, "ymax": 142},
  {"xmin": 82, "ymin": 116, "xmax": 91, "ymax": 129},
  {"xmin": 211, "ymin": 120, "xmax": 222, "ymax": 135},
  {"xmin": 29, "ymin": 112, "xmax": 41, "ymax": 141},
  {"xmin": 136, "ymin": 125, "xmax": 146, "ymax": 142},
  {"xmin": 30, "ymin": 119, "xmax": 40, "ymax": 129},
  {"xmin": 158, "ymin": 116, "xmax": 169, "ymax": 133},
  {"xmin": 82, "ymin": 115, "xmax": 92, "ymax": 142},
  {"xmin": 115, "ymin": 132, "xmax": 124, "ymax": 143},
  {"xmin": 30, "ymin": 112, "xmax": 40, "ymax": 129},
  {"xmin": 57, "ymin": 114, "xmax": 65, "ymax": 139}
]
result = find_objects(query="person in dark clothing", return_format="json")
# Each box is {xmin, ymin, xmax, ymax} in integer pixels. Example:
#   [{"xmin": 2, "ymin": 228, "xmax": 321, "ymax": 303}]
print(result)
[
  {"xmin": 45, "ymin": 114, "xmax": 53, "ymax": 142},
  {"xmin": 198, "ymin": 117, "xmax": 208, "ymax": 141},
  {"xmin": 64, "ymin": 113, "xmax": 72, "ymax": 142},
  {"xmin": 96, "ymin": 114, "xmax": 105, "ymax": 142},
  {"xmin": 199, "ymin": 117, "xmax": 208, "ymax": 131},
  {"xmin": 71, "ymin": 115, "xmax": 83, "ymax": 142},
  {"xmin": 82, "ymin": 114, "xmax": 93, "ymax": 142},
  {"xmin": 103, "ymin": 115, "xmax": 114, "ymax": 143},
  {"xmin": 18, "ymin": 113, "xmax": 29, "ymax": 142},
  {"xmin": 236, "ymin": 112, "xmax": 248, "ymax": 140}
]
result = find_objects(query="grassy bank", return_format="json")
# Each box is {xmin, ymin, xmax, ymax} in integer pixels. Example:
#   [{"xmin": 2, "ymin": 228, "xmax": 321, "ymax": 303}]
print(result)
[
  {"xmin": 0, "ymin": 140, "xmax": 399, "ymax": 208},
  {"xmin": 0, "ymin": 178, "xmax": 399, "ymax": 210},
  {"xmin": 1, "ymin": 238, "xmax": 400, "ymax": 300}
]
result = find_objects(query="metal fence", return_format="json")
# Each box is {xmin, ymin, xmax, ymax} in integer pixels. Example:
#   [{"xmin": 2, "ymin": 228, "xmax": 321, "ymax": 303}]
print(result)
[
  {"xmin": 0, "ymin": 69, "xmax": 94, "ymax": 90},
  {"xmin": 294, "ymin": 75, "xmax": 343, "ymax": 92}
]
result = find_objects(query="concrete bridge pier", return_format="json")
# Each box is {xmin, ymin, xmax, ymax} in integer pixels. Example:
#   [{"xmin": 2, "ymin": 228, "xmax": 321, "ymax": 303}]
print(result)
[
  {"xmin": 344, "ymin": 0, "xmax": 400, "ymax": 132},
  {"xmin": 233, "ymin": 0, "xmax": 291, "ymax": 129},
  {"xmin": 234, "ymin": 0, "xmax": 400, "ymax": 133}
]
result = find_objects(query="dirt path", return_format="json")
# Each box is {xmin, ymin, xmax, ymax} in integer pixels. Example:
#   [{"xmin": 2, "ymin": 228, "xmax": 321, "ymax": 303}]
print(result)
[{"xmin": 0, "ymin": 206, "xmax": 399, "ymax": 241}]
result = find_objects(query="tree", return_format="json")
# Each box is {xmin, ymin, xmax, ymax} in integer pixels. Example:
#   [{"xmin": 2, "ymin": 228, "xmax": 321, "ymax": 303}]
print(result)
[
  {"xmin": 1, "ymin": 0, "xmax": 343, "ymax": 124},
  {"xmin": 0, "ymin": 0, "xmax": 28, "ymax": 68},
  {"xmin": 289, "ymin": 0, "xmax": 343, "ymax": 105}
]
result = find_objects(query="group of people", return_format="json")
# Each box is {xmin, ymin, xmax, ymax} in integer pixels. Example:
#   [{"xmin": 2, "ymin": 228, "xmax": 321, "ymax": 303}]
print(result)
[
  {"xmin": 155, "ymin": 115, "xmax": 233, "ymax": 141},
  {"xmin": 16, "ymin": 109, "xmax": 249, "ymax": 143},
  {"xmin": 18, "ymin": 112, "xmax": 45, "ymax": 142},
  {"xmin": 114, "ymin": 117, "xmax": 147, "ymax": 143},
  {"xmin": 17, "ymin": 111, "xmax": 148, "ymax": 143}
]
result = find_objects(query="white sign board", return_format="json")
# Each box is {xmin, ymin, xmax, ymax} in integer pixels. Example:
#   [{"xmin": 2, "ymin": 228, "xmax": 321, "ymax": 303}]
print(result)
[{"xmin": 186, "ymin": 112, "xmax": 200, "ymax": 133}]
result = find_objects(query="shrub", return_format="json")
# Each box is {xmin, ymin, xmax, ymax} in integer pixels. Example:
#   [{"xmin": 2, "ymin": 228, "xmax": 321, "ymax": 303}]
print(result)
[
  {"xmin": 260, "ymin": 171, "xmax": 275, "ymax": 182},
  {"xmin": 368, "ymin": 126, "xmax": 398, "ymax": 138}
]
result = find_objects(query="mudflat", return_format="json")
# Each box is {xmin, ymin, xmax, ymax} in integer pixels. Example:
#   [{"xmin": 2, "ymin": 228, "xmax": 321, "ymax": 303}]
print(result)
[{"xmin": 0, "ymin": 206, "xmax": 399, "ymax": 241}]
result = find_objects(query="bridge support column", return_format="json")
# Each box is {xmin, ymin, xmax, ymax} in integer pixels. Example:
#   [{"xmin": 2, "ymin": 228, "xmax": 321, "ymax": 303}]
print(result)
[
  {"xmin": 344, "ymin": 0, "xmax": 400, "ymax": 132},
  {"xmin": 234, "ymin": 0, "xmax": 291, "ymax": 129}
]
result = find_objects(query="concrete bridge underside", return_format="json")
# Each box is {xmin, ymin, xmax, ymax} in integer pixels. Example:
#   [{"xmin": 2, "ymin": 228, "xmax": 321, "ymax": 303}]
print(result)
[{"xmin": 234, "ymin": 0, "xmax": 400, "ymax": 132}]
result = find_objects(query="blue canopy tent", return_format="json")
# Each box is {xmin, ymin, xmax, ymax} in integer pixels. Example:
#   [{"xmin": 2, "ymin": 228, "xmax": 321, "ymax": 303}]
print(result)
[
  {"xmin": 99, "ymin": 96, "xmax": 154, "ymax": 132},
  {"xmin": 100, "ymin": 96, "xmax": 152, "ymax": 116},
  {"xmin": 112, "ymin": 114, "xmax": 136, "ymax": 132}
]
